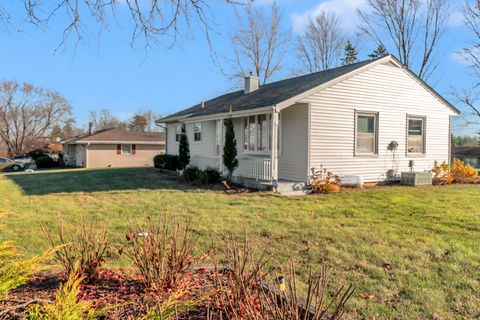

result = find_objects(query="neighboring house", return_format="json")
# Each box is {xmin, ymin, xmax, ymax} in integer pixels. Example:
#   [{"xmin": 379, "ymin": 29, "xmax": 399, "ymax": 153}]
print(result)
[
  {"xmin": 158, "ymin": 55, "xmax": 460, "ymax": 188},
  {"xmin": 452, "ymin": 146, "xmax": 480, "ymax": 168},
  {"xmin": 61, "ymin": 128, "xmax": 165, "ymax": 168}
]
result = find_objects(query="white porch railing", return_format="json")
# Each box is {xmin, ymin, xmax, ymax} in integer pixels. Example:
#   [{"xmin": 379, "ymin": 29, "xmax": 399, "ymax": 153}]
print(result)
[{"xmin": 234, "ymin": 158, "xmax": 272, "ymax": 181}]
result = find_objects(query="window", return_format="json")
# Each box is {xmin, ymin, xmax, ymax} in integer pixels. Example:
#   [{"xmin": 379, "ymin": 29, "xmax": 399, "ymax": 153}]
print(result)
[
  {"xmin": 215, "ymin": 119, "xmax": 222, "ymax": 157},
  {"xmin": 464, "ymin": 157, "xmax": 479, "ymax": 168},
  {"xmin": 407, "ymin": 117, "xmax": 425, "ymax": 154},
  {"xmin": 243, "ymin": 114, "xmax": 271, "ymax": 152},
  {"xmin": 175, "ymin": 124, "xmax": 181, "ymax": 142},
  {"xmin": 356, "ymin": 113, "xmax": 378, "ymax": 154},
  {"xmin": 121, "ymin": 144, "xmax": 132, "ymax": 154},
  {"xmin": 194, "ymin": 122, "xmax": 202, "ymax": 142}
]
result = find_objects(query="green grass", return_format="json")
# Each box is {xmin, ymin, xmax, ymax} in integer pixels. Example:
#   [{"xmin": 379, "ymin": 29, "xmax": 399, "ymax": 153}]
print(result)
[{"xmin": 1, "ymin": 167, "xmax": 479, "ymax": 319}]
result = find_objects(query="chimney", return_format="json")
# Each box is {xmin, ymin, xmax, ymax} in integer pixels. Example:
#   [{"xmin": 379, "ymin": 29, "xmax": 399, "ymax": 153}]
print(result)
[
  {"xmin": 244, "ymin": 71, "xmax": 260, "ymax": 94},
  {"xmin": 88, "ymin": 122, "xmax": 93, "ymax": 135}
]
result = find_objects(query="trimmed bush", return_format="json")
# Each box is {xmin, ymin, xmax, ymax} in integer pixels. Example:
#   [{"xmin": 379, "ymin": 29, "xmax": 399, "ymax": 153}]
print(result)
[
  {"xmin": 197, "ymin": 167, "xmax": 221, "ymax": 185},
  {"xmin": 182, "ymin": 166, "xmax": 199, "ymax": 182},
  {"xmin": 153, "ymin": 154, "xmax": 180, "ymax": 171},
  {"xmin": 35, "ymin": 155, "xmax": 56, "ymax": 168}
]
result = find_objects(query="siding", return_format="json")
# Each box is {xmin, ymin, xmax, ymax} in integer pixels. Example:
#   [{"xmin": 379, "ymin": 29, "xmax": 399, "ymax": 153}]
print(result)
[
  {"xmin": 278, "ymin": 103, "xmax": 309, "ymax": 181},
  {"xmin": 86, "ymin": 144, "xmax": 163, "ymax": 168},
  {"xmin": 303, "ymin": 62, "xmax": 454, "ymax": 182}
]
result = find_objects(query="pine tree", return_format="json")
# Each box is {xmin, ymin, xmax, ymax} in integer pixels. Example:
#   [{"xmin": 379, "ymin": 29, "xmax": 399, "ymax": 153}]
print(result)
[
  {"xmin": 368, "ymin": 44, "xmax": 388, "ymax": 59},
  {"xmin": 178, "ymin": 124, "xmax": 190, "ymax": 169},
  {"xmin": 341, "ymin": 41, "xmax": 358, "ymax": 66},
  {"xmin": 223, "ymin": 118, "xmax": 238, "ymax": 178}
]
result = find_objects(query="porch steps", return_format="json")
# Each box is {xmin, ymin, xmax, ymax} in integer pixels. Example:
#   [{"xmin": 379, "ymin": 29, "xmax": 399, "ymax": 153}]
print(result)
[{"xmin": 276, "ymin": 180, "xmax": 307, "ymax": 195}]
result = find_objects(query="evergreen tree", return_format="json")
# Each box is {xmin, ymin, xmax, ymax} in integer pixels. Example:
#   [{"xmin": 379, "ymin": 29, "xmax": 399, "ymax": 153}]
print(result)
[
  {"xmin": 223, "ymin": 118, "xmax": 239, "ymax": 178},
  {"xmin": 368, "ymin": 44, "xmax": 388, "ymax": 59},
  {"xmin": 341, "ymin": 41, "xmax": 358, "ymax": 66},
  {"xmin": 178, "ymin": 124, "xmax": 190, "ymax": 169}
]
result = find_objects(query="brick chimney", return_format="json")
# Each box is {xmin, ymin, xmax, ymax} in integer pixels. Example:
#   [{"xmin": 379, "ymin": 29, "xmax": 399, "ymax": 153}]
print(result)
[{"xmin": 244, "ymin": 71, "xmax": 260, "ymax": 94}]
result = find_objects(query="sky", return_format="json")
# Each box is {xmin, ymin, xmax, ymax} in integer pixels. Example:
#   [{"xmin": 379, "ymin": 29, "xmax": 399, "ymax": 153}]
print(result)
[{"xmin": 0, "ymin": 0, "xmax": 477, "ymax": 135}]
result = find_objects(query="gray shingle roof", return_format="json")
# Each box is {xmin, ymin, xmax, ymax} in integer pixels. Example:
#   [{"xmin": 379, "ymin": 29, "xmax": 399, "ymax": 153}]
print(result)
[{"xmin": 159, "ymin": 58, "xmax": 380, "ymax": 122}]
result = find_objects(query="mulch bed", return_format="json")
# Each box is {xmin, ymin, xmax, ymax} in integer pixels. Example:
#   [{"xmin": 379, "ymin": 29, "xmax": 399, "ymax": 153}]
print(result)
[{"xmin": 0, "ymin": 268, "xmax": 220, "ymax": 320}]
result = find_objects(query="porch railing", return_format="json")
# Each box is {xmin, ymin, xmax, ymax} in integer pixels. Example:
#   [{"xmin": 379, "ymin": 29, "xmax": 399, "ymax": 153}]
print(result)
[{"xmin": 235, "ymin": 158, "xmax": 272, "ymax": 181}]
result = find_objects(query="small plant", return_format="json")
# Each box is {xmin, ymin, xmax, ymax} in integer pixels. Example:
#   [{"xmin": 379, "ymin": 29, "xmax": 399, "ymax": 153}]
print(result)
[
  {"xmin": 182, "ymin": 166, "xmax": 199, "ymax": 182},
  {"xmin": 28, "ymin": 266, "xmax": 100, "ymax": 320},
  {"xmin": 120, "ymin": 215, "xmax": 198, "ymax": 291},
  {"xmin": 310, "ymin": 169, "xmax": 342, "ymax": 193},
  {"xmin": 178, "ymin": 124, "xmax": 190, "ymax": 169},
  {"xmin": 153, "ymin": 154, "xmax": 180, "ymax": 171},
  {"xmin": 141, "ymin": 290, "xmax": 209, "ymax": 320},
  {"xmin": 197, "ymin": 167, "xmax": 221, "ymax": 184},
  {"xmin": 433, "ymin": 159, "xmax": 478, "ymax": 185},
  {"xmin": 43, "ymin": 216, "xmax": 110, "ymax": 281}
]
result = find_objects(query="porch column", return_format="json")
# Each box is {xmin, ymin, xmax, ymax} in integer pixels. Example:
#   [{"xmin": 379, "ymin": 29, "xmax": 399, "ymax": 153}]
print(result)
[
  {"xmin": 271, "ymin": 109, "xmax": 279, "ymax": 183},
  {"xmin": 220, "ymin": 118, "xmax": 224, "ymax": 174}
]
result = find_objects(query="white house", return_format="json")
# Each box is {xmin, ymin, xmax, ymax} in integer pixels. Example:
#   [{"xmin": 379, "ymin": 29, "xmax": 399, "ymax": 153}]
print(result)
[{"xmin": 158, "ymin": 56, "xmax": 460, "ymax": 189}]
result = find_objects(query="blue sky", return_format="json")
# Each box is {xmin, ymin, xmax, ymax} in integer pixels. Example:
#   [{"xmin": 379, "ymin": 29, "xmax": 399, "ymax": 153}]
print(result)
[{"xmin": 0, "ymin": 0, "xmax": 477, "ymax": 135}]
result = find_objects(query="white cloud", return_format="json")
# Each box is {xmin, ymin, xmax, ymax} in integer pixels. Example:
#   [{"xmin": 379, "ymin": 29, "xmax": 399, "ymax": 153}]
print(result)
[{"xmin": 291, "ymin": 0, "xmax": 365, "ymax": 33}]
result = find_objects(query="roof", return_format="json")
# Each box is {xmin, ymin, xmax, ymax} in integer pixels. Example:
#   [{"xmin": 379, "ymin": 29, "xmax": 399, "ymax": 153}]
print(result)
[
  {"xmin": 452, "ymin": 146, "xmax": 480, "ymax": 157},
  {"xmin": 158, "ymin": 55, "xmax": 460, "ymax": 122},
  {"xmin": 62, "ymin": 128, "xmax": 165, "ymax": 144}
]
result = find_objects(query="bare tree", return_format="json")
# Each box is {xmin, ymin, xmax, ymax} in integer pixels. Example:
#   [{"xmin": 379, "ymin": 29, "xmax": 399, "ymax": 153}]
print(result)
[
  {"xmin": 0, "ymin": 1, "xmax": 241, "ymax": 47},
  {"xmin": 129, "ymin": 110, "xmax": 161, "ymax": 132},
  {"xmin": 297, "ymin": 11, "xmax": 345, "ymax": 73},
  {"xmin": 464, "ymin": 1, "xmax": 480, "ymax": 81},
  {"xmin": 89, "ymin": 109, "xmax": 126, "ymax": 131},
  {"xmin": 0, "ymin": 81, "xmax": 72, "ymax": 156},
  {"xmin": 357, "ymin": 0, "xmax": 449, "ymax": 80},
  {"xmin": 226, "ymin": 2, "xmax": 291, "ymax": 85}
]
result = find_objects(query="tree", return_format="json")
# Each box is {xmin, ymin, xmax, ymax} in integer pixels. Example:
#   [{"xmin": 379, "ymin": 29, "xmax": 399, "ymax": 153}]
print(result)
[
  {"xmin": 368, "ymin": 44, "xmax": 388, "ymax": 59},
  {"xmin": 178, "ymin": 124, "xmax": 190, "ymax": 169},
  {"xmin": 129, "ymin": 114, "xmax": 148, "ymax": 132},
  {"xmin": 451, "ymin": 135, "xmax": 477, "ymax": 147},
  {"xmin": 0, "ymin": 81, "xmax": 71, "ymax": 156},
  {"xmin": 49, "ymin": 118, "xmax": 83, "ymax": 142},
  {"xmin": 357, "ymin": 0, "xmax": 449, "ymax": 80},
  {"xmin": 223, "ymin": 118, "xmax": 238, "ymax": 178},
  {"xmin": 226, "ymin": 2, "xmax": 290, "ymax": 84},
  {"xmin": 342, "ymin": 41, "xmax": 358, "ymax": 66},
  {"xmin": 0, "ymin": 1, "xmax": 238, "ymax": 47},
  {"xmin": 297, "ymin": 11, "xmax": 345, "ymax": 73},
  {"xmin": 89, "ymin": 109, "xmax": 126, "ymax": 131}
]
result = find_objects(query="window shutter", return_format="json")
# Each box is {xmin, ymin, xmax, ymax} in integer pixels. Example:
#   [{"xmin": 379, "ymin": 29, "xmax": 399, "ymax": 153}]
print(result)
[
  {"xmin": 116, "ymin": 144, "xmax": 121, "ymax": 155},
  {"xmin": 132, "ymin": 144, "xmax": 136, "ymax": 155}
]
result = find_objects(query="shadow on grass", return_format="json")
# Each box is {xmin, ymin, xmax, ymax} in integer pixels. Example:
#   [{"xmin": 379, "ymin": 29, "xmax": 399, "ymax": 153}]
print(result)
[{"xmin": 6, "ymin": 167, "xmax": 190, "ymax": 195}]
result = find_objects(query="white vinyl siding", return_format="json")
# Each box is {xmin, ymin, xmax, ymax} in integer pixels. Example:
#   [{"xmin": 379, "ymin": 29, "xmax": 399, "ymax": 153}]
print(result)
[
  {"xmin": 304, "ymin": 62, "xmax": 453, "ymax": 182},
  {"xmin": 278, "ymin": 103, "xmax": 309, "ymax": 181}
]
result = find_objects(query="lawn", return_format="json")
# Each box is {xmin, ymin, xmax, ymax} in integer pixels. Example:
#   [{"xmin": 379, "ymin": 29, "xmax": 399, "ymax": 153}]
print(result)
[{"xmin": 0, "ymin": 167, "xmax": 479, "ymax": 319}]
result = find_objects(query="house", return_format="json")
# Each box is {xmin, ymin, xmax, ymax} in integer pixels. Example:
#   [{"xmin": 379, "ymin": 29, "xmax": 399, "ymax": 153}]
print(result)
[
  {"xmin": 452, "ymin": 146, "xmax": 480, "ymax": 168},
  {"xmin": 61, "ymin": 128, "xmax": 165, "ymax": 168},
  {"xmin": 158, "ymin": 55, "xmax": 460, "ymax": 189}
]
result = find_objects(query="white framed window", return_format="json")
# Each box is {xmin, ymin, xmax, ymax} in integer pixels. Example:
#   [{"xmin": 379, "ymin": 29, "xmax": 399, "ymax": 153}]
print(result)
[
  {"xmin": 194, "ymin": 122, "xmax": 202, "ymax": 142},
  {"xmin": 175, "ymin": 124, "xmax": 181, "ymax": 142},
  {"xmin": 243, "ymin": 114, "xmax": 271, "ymax": 153},
  {"xmin": 355, "ymin": 112, "xmax": 378, "ymax": 155},
  {"xmin": 407, "ymin": 116, "xmax": 425, "ymax": 154},
  {"xmin": 121, "ymin": 144, "xmax": 132, "ymax": 154}
]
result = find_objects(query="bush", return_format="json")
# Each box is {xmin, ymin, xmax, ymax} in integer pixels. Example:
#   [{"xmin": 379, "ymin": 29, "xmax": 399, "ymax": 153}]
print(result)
[
  {"xmin": 433, "ymin": 159, "xmax": 478, "ymax": 185},
  {"xmin": 153, "ymin": 154, "xmax": 180, "ymax": 171},
  {"xmin": 310, "ymin": 170, "xmax": 341, "ymax": 193},
  {"xmin": 182, "ymin": 166, "xmax": 199, "ymax": 182},
  {"xmin": 42, "ymin": 216, "xmax": 110, "ymax": 281},
  {"xmin": 120, "ymin": 215, "xmax": 198, "ymax": 291},
  {"xmin": 35, "ymin": 155, "xmax": 56, "ymax": 168},
  {"xmin": 197, "ymin": 167, "xmax": 221, "ymax": 185}
]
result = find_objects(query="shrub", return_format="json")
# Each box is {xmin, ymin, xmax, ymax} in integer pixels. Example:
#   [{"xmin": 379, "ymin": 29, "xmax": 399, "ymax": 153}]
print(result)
[
  {"xmin": 178, "ymin": 124, "xmax": 190, "ymax": 169},
  {"xmin": 36, "ymin": 156, "xmax": 56, "ymax": 169},
  {"xmin": 153, "ymin": 154, "xmax": 180, "ymax": 171},
  {"xmin": 197, "ymin": 167, "xmax": 221, "ymax": 185},
  {"xmin": 28, "ymin": 266, "xmax": 100, "ymax": 320},
  {"xmin": 43, "ymin": 216, "xmax": 110, "ymax": 281},
  {"xmin": 433, "ymin": 159, "xmax": 478, "ymax": 185},
  {"xmin": 310, "ymin": 170, "xmax": 341, "ymax": 193},
  {"xmin": 223, "ymin": 118, "xmax": 238, "ymax": 178},
  {"xmin": 120, "ymin": 215, "xmax": 198, "ymax": 291},
  {"xmin": 182, "ymin": 166, "xmax": 199, "ymax": 182}
]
